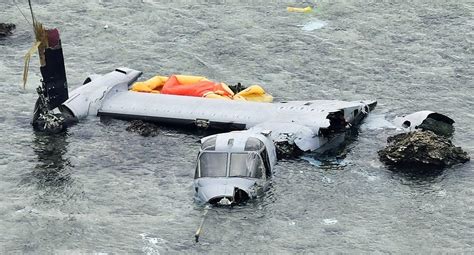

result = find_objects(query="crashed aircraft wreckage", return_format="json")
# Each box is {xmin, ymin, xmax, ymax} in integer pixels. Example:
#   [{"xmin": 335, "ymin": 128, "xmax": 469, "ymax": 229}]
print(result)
[
  {"xmin": 33, "ymin": 66, "xmax": 376, "ymax": 205},
  {"xmin": 27, "ymin": 26, "xmax": 378, "ymax": 205},
  {"xmin": 26, "ymin": 23, "xmax": 467, "ymax": 207}
]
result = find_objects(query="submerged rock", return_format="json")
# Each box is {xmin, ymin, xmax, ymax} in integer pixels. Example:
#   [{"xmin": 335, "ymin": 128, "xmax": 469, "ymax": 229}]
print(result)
[
  {"xmin": 0, "ymin": 23, "xmax": 15, "ymax": 37},
  {"xmin": 126, "ymin": 120, "xmax": 160, "ymax": 137},
  {"xmin": 378, "ymin": 131, "xmax": 469, "ymax": 168}
]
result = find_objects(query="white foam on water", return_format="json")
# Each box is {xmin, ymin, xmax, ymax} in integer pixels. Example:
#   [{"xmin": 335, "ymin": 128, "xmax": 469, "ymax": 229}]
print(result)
[
  {"xmin": 360, "ymin": 114, "xmax": 397, "ymax": 131},
  {"xmin": 140, "ymin": 233, "xmax": 168, "ymax": 255},
  {"xmin": 322, "ymin": 219, "xmax": 338, "ymax": 225},
  {"xmin": 351, "ymin": 168, "xmax": 380, "ymax": 182},
  {"xmin": 301, "ymin": 156, "xmax": 347, "ymax": 168},
  {"xmin": 301, "ymin": 19, "xmax": 328, "ymax": 31},
  {"xmin": 437, "ymin": 190, "xmax": 447, "ymax": 197},
  {"xmin": 367, "ymin": 176, "xmax": 377, "ymax": 182},
  {"xmin": 322, "ymin": 176, "xmax": 334, "ymax": 184}
]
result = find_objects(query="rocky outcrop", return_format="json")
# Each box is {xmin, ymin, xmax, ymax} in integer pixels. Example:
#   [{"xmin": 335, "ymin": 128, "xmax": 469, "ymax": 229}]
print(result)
[
  {"xmin": 378, "ymin": 131, "xmax": 469, "ymax": 168},
  {"xmin": 126, "ymin": 120, "xmax": 160, "ymax": 137},
  {"xmin": 0, "ymin": 23, "xmax": 15, "ymax": 37}
]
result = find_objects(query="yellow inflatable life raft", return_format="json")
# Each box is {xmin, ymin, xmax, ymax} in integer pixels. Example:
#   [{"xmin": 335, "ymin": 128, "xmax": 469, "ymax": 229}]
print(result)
[
  {"xmin": 131, "ymin": 75, "xmax": 168, "ymax": 93},
  {"xmin": 287, "ymin": 6, "xmax": 313, "ymax": 13},
  {"xmin": 131, "ymin": 75, "xmax": 273, "ymax": 103},
  {"xmin": 234, "ymin": 85, "xmax": 273, "ymax": 103}
]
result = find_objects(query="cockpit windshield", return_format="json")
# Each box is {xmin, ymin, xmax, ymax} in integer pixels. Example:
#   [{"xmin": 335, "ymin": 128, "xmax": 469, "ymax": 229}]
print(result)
[
  {"xmin": 198, "ymin": 151, "xmax": 264, "ymax": 179},
  {"xmin": 199, "ymin": 152, "xmax": 227, "ymax": 177},
  {"xmin": 229, "ymin": 152, "xmax": 263, "ymax": 178}
]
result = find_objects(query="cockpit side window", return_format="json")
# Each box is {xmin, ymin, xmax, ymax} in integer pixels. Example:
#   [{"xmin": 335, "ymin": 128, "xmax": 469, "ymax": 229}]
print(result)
[
  {"xmin": 199, "ymin": 152, "xmax": 228, "ymax": 177},
  {"xmin": 244, "ymin": 138, "xmax": 265, "ymax": 151},
  {"xmin": 201, "ymin": 137, "xmax": 217, "ymax": 151},
  {"xmin": 229, "ymin": 152, "xmax": 264, "ymax": 178}
]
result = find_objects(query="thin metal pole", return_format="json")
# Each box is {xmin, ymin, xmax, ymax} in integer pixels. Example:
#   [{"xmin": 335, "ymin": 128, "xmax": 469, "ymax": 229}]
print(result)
[
  {"xmin": 28, "ymin": 0, "xmax": 36, "ymax": 26},
  {"xmin": 195, "ymin": 208, "xmax": 209, "ymax": 242}
]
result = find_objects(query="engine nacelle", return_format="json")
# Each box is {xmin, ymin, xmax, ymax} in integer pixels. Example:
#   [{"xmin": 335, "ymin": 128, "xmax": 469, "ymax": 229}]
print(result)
[{"xmin": 60, "ymin": 68, "xmax": 141, "ymax": 120}]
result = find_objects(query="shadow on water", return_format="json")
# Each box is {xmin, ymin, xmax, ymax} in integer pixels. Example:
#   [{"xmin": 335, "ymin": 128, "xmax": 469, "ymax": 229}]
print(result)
[
  {"xmin": 387, "ymin": 165, "xmax": 446, "ymax": 184},
  {"xmin": 21, "ymin": 132, "xmax": 73, "ymax": 193},
  {"xmin": 302, "ymin": 128, "xmax": 361, "ymax": 169},
  {"xmin": 0, "ymin": 30, "xmax": 32, "ymax": 46}
]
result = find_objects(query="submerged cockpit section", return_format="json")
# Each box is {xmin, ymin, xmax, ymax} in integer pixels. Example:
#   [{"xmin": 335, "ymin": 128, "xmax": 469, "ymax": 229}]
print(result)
[{"xmin": 193, "ymin": 131, "xmax": 276, "ymax": 205}]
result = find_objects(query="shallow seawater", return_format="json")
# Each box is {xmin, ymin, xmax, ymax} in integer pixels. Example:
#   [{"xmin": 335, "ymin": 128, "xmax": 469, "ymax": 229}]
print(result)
[
  {"xmin": 1, "ymin": 0, "xmax": 473, "ymax": 253},
  {"xmin": 301, "ymin": 19, "xmax": 328, "ymax": 31}
]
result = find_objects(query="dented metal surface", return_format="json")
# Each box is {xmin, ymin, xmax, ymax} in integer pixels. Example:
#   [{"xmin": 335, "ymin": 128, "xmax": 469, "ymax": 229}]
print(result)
[
  {"xmin": 393, "ymin": 111, "xmax": 455, "ymax": 136},
  {"xmin": 54, "ymin": 68, "xmax": 376, "ymax": 153},
  {"xmin": 60, "ymin": 68, "xmax": 141, "ymax": 119},
  {"xmin": 394, "ymin": 111, "xmax": 454, "ymax": 130}
]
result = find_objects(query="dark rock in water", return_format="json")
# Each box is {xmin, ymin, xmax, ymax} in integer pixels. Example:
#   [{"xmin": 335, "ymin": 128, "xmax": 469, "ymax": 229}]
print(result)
[
  {"xmin": 126, "ymin": 120, "xmax": 160, "ymax": 137},
  {"xmin": 0, "ymin": 23, "xmax": 15, "ymax": 37},
  {"xmin": 378, "ymin": 131, "xmax": 469, "ymax": 168}
]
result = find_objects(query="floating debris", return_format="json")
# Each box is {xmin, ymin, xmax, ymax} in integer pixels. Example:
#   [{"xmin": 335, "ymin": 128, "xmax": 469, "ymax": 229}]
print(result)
[
  {"xmin": 0, "ymin": 23, "xmax": 15, "ymax": 37},
  {"xmin": 301, "ymin": 19, "xmax": 327, "ymax": 31},
  {"xmin": 394, "ymin": 111, "xmax": 455, "ymax": 137},
  {"xmin": 287, "ymin": 6, "xmax": 313, "ymax": 13},
  {"xmin": 126, "ymin": 120, "xmax": 160, "ymax": 137},
  {"xmin": 322, "ymin": 219, "xmax": 338, "ymax": 225},
  {"xmin": 301, "ymin": 156, "xmax": 347, "ymax": 168}
]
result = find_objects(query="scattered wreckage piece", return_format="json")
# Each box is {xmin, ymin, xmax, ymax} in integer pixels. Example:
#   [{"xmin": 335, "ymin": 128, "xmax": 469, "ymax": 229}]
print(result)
[
  {"xmin": 126, "ymin": 120, "xmax": 160, "ymax": 137},
  {"xmin": 0, "ymin": 23, "xmax": 15, "ymax": 37},
  {"xmin": 378, "ymin": 131, "xmax": 469, "ymax": 169},
  {"xmin": 393, "ymin": 111, "xmax": 455, "ymax": 137},
  {"xmin": 28, "ymin": 25, "xmax": 71, "ymax": 133}
]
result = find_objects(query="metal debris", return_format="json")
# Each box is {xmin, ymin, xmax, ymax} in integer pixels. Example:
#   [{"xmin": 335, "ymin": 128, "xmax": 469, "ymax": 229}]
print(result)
[
  {"xmin": 0, "ymin": 23, "xmax": 15, "ymax": 37},
  {"xmin": 126, "ymin": 120, "xmax": 160, "ymax": 137}
]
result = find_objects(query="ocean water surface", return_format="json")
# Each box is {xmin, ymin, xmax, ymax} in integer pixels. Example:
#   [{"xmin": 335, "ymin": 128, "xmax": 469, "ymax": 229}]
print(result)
[{"xmin": 0, "ymin": 0, "xmax": 473, "ymax": 253}]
